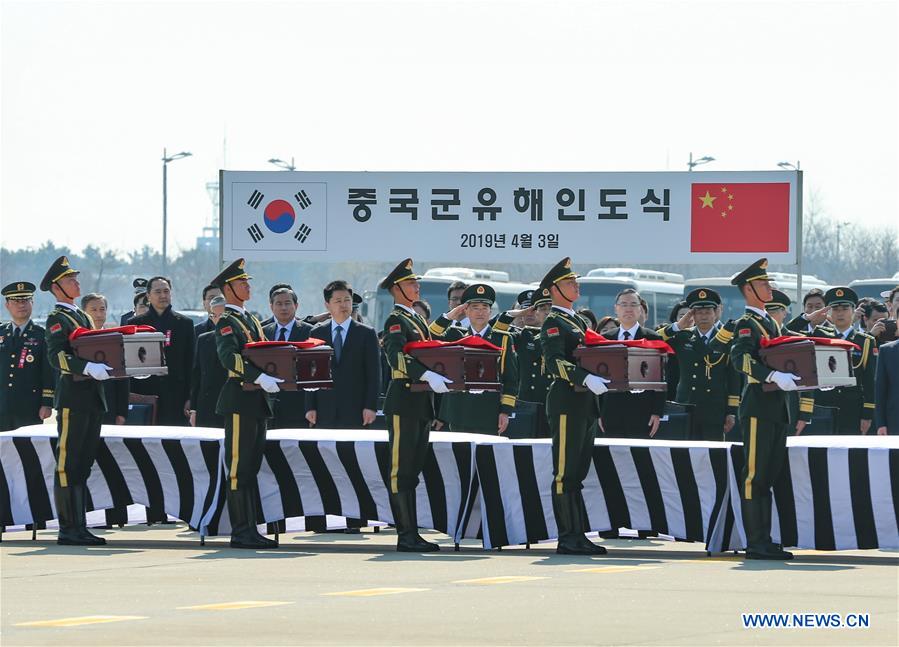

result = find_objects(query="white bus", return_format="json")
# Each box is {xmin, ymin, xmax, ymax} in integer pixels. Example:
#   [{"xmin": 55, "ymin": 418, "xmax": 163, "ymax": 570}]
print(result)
[
  {"xmin": 684, "ymin": 273, "xmax": 829, "ymax": 323},
  {"xmin": 579, "ymin": 268, "xmax": 685, "ymax": 327},
  {"xmin": 849, "ymin": 276, "xmax": 899, "ymax": 301},
  {"xmin": 362, "ymin": 267, "xmax": 535, "ymax": 330}
]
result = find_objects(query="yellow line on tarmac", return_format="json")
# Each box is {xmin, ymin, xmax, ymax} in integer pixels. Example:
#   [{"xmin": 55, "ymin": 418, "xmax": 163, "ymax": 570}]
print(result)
[
  {"xmin": 324, "ymin": 587, "xmax": 428, "ymax": 597},
  {"xmin": 178, "ymin": 601, "xmax": 292, "ymax": 611},
  {"xmin": 452, "ymin": 576, "xmax": 548, "ymax": 585},
  {"xmin": 16, "ymin": 615, "xmax": 146, "ymax": 628},
  {"xmin": 566, "ymin": 565, "xmax": 661, "ymax": 574}
]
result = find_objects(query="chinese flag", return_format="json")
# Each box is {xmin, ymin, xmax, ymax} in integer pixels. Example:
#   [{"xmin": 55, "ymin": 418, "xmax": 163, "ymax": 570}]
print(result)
[{"xmin": 690, "ymin": 183, "xmax": 790, "ymax": 252}]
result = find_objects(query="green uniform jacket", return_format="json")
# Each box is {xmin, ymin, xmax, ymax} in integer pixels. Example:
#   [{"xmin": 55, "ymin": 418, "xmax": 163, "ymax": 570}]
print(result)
[
  {"xmin": 214, "ymin": 307, "xmax": 273, "ymax": 418},
  {"xmin": 428, "ymin": 314, "xmax": 518, "ymax": 430},
  {"xmin": 540, "ymin": 308, "xmax": 599, "ymax": 420},
  {"xmin": 728, "ymin": 310, "xmax": 790, "ymax": 423},
  {"xmin": 812, "ymin": 327, "xmax": 877, "ymax": 429},
  {"xmin": 45, "ymin": 305, "xmax": 106, "ymax": 412},
  {"xmin": 1, "ymin": 320, "xmax": 56, "ymax": 416},
  {"xmin": 382, "ymin": 305, "xmax": 434, "ymax": 420},
  {"xmin": 659, "ymin": 323, "xmax": 741, "ymax": 426}
]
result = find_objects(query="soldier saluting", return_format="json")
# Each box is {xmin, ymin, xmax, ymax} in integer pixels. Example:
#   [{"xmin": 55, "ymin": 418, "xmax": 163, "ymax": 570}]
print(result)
[
  {"xmin": 211, "ymin": 258, "xmax": 280, "ymax": 549},
  {"xmin": 380, "ymin": 258, "xmax": 451, "ymax": 552},
  {"xmin": 727, "ymin": 258, "xmax": 798, "ymax": 560},
  {"xmin": 540, "ymin": 258, "xmax": 610, "ymax": 555},
  {"xmin": 41, "ymin": 256, "xmax": 111, "ymax": 546}
]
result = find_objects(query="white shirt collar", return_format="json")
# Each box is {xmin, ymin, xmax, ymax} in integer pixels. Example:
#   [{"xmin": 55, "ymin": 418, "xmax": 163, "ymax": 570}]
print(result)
[
  {"xmin": 275, "ymin": 318, "xmax": 295, "ymax": 334},
  {"xmin": 395, "ymin": 303, "xmax": 418, "ymax": 316},
  {"xmin": 331, "ymin": 318, "xmax": 350, "ymax": 334},
  {"xmin": 55, "ymin": 301, "xmax": 78, "ymax": 312},
  {"xmin": 225, "ymin": 304, "xmax": 246, "ymax": 315},
  {"xmin": 551, "ymin": 305, "xmax": 576, "ymax": 316},
  {"xmin": 619, "ymin": 322, "xmax": 640, "ymax": 340},
  {"xmin": 745, "ymin": 305, "xmax": 769, "ymax": 319},
  {"xmin": 470, "ymin": 324, "xmax": 490, "ymax": 337},
  {"xmin": 835, "ymin": 326, "xmax": 853, "ymax": 338}
]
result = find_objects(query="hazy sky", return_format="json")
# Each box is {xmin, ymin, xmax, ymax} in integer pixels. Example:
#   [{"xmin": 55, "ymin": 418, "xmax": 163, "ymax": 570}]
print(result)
[{"xmin": 2, "ymin": 0, "xmax": 897, "ymax": 256}]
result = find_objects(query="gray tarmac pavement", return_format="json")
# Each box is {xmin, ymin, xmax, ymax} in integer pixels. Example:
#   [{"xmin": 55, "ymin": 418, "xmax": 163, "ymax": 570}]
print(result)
[{"xmin": 2, "ymin": 524, "xmax": 897, "ymax": 646}]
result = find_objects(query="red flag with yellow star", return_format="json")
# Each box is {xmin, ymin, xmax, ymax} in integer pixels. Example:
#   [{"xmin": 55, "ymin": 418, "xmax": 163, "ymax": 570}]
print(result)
[{"xmin": 690, "ymin": 182, "xmax": 790, "ymax": 252}]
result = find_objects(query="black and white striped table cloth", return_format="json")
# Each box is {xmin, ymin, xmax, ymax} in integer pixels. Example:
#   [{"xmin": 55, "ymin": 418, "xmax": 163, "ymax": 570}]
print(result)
[
  {"xmin": 721, "ymin": 435, "xmax": 899, "ymax": 552},
  {"xmin": 203, "ymin": 429, "xmax": 479, "ymax": 542},
  {"xmin": 0, "ymin": 425, "xmax": 223, "ymax": 534},
  {"xmin": 473, "ymin": 438, "xmax": 733, "ymax": 549}
]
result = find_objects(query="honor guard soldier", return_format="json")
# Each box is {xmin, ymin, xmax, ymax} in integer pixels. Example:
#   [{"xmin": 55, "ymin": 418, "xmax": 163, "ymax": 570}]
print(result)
[
  {"xmin": 540, "ymin": 258, "xmax": 610, "ymax": 555},
  {"xmin": 380, "ymin": 258, "xmax": 451, "ymax": 552},
  {"xmin": 212, "ymin": 259, "xmax": 280, "ymax": 549},
  {"xmin": 728, "ymin": 258, "xmax": 797, "ymax": 560},
  {"xmin": 659, "ymin": 288, "xmax": 742, "ymax": 441},
  {"xmin": 41, "ymin": 256, "xmax": 110, "ymax": 545},
  {"xmin": 765, "ymin": 289, "xmax": 816, "ymax": 435},
  {"xmin": 428, "ymin": 283, "xmax": 518, "ymax": 435},
  {"xmin": 813, "ymin": 287, "xmax": 877, "ymax": 435},
  {"xmin": 1, "ymin": 282, "xmax": 55, "ymax": 431}
]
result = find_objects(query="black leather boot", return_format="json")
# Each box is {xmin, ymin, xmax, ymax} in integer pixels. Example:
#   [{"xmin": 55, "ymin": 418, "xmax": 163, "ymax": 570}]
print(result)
[
  {"xmin": 391, "ymin": 491, "xmax": 439, "ymax": 552},
  {"xmin": 228, "ymin": 489, "xmax": 273, "ymax": 549},
  {"xmin": 742, "ymin": 498, "xmax": 787, "ymax": 560},
  {"xmin": 760, "ymin": 496, "xmax": 793, "ymax": 559},
  {"xmin": 248, "ymin": 487, "xmax": 278, "ymax": 548},
  {"xmin": 55, "ymin": 485, "xmax": 84, "ymax": 545},
  {"xmin": 553, "ymin": 492, "xmax": 596, "ymax": 555},
  {"xmin": 72, "ymin": 485, "xmax": 106, "ymax": 545},
  {"xmin": 573, "ymin": 492, "xmax": 606, "ymax": 555}
]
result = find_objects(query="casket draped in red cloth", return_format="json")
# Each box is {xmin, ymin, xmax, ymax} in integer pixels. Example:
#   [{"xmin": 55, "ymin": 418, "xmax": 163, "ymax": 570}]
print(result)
[
  {"xmin": 245, "ymin": 339, "xmax": 326, "ymax": 350},
  {"xmin": 69, "ymin": 324, "xmax": 157, "ymax": 341},
  {"xmin": 760, "ymin": 335, "xmax": 860, "ymax": 352},
  {"xmin": 403, "ymin": 335, "xmax": 502, "ymax": 354},
  {"xmin": 582, "ymin": 328, "xmax": 674, "ymax": 354}
]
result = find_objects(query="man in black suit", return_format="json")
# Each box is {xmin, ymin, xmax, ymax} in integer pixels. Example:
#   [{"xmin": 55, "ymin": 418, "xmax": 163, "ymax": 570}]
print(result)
[
  {"xmin": 600, "ymin": 288, "xmax": 665, "ymax": 439},
  {"xmin": 875, "ymin": 338, "xmax": 898, "ymax": 435},
  {"xmin": 262, "ymin": 287, "xmax": 312, "ymax": 429},
  {"xmin": 194, "ymin": 284, "xmax": 222, "ymax": 339},
  {"xmin": 128, "ymin": 276, "xmax": 195, "ymax": 427},
  {"xmin": 305, "ymin": 280, "xmax": 381, "ymax": 429},
  {"xmin": 189, "ymin": 295, "xmax": 227, "ymax": 428}
]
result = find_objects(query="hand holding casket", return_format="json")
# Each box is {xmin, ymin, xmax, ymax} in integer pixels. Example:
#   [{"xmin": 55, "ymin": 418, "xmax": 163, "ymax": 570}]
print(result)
[
  {"xmin": 572, "ymin": 334, "xmax": 671, "ymax": 393},
  {"xmin": 71, "ymin": 326, "xmax": 167, "ymax": 380},
  {"xmin": 759, "ymin": 337, "xmax": 857, "ymax": 392},
  {"xmin": 407, "ymin": 338, "xmax": 501, "ymax": 393},
  {"xmin": 241, "ymin": 340, "xmax": 334, "ymax": 391}
]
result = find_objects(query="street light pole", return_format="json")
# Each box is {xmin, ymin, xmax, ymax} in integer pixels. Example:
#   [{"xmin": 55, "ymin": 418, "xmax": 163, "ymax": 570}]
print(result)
[
  {"xmin": 688, "ymin": 152, "xmax": 715, "ymax": 171},
  {"xmin": 161, "ymin": 148, "xmax": 192, "ymax": 274},
  {"xmin": 268, "ymin": 157, "xmax": 296, "ymax": 171}
]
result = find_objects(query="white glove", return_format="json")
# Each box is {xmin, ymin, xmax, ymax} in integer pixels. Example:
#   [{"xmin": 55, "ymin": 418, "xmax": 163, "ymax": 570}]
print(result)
[
  {"xmin": 84, "ymin": 362, "xmax": 113, "ymax": 381},
  {"xmin": 254, "ymin": 373, "xmax": 284, "ymax": 393},
  {"xmin": 583, "ymin": 373, "xmax": 611, "ymax": 395},
  {"xmin": 422, "ymin": 369, "xmax": 453, "ymax": 394},
  {"xmin": 768, "ymin": 371, "xmax": 800, "ymax": 392}
]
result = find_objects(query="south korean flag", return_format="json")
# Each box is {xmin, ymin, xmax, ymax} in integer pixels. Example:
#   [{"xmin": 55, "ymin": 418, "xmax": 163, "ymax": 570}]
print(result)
[{"xmin": 233, "ymin": 181, "xmax": 327, "ymax": 252}]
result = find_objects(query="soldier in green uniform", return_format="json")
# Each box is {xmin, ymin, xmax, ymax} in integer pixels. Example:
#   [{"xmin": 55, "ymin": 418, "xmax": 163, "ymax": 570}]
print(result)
[
  {"xmin": 1, "ymin": 282, "xmax": 55, "ymax": 431},
  {"xmin": 727, "ymin": 258, "xmax": 798, "ymax": 560},
  {"xmin": 659, "ymin": 288, "xmax": 741, "ymax": 441},
  {"xmin": 41, "ymin": 256, "xmax": 110, "ymax": 545},
  {"xmin": 427, "ymin": 283, "xmax": 518, "ymax": 435},
  {"xmin": 765, "ymin": 289, "xmax": 816, "ymax": 435},
  {"xmin": 380, "ymin": 258, "xmax": 451, "ymax": 552},
  {"xmin": 813, "ymin": 287, "xmax": 877, "ymax": 435},
  {"xmin": 211, "ymin": 258, "xmax": 280, "ymax": 549},
  {"xmin": 540, "ymin": 258, "xmax": 610, "ymax": 555}
]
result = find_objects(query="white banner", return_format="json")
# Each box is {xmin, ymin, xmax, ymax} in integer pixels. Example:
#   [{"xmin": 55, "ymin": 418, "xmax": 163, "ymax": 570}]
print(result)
[{"xmin": 220, "ymin": 170, "xmax": 800, "ymax": 264}]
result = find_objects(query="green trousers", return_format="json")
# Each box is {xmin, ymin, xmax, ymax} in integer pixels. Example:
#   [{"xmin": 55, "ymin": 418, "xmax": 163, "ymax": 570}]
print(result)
[
  {"xmin": 54, "ymin": 407, "xmax": 103, "ymax": 488},
  {"xmin": 741, "ymin": 416, "xmax": 789, "ymax": 501},
  {"xmin": 224, "ymin": 413, "xmax": 267, "ymax": 491},
  {"xmin": 550, "ymin": 411, "xmax": 596, "ymax": 495},
  {"xmin": 387, "ymin": 414, "xmax": 431, "ymax": 494}
]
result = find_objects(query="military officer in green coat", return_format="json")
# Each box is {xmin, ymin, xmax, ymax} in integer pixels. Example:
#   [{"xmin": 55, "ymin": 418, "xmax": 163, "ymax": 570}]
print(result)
[
  {"xmin": 212, "ymin": 258, "xmax": 280, "ymax": 549},
  {"xmin": 380, "ymin": 258, "xmax": 451, "ymax": 552},
  {"xmin": 540, "ymin": 258, "xmax": 610, "ymax": 555},
  {"xmin": 428, "ymin": 283, "xmax": 518, "ymax": 435},
  {"xmin": 812, "ymin": 287, "xmax": 877, "ymax": 435},
  {"xmin": 728, "ymin": 258, "xmax": 798, "ymax": 560},
  {"xmin": 1, "ymin": 282, "xmax": 56, "ymax": 431},
  {"xmin": 41, "ymin": 256, "xmax": 110, "ymax": 546},
  {"xmin": 765, "ymin": 289, "xmax": 816, "ymax": 435},
  {"xmin": 659, "ymin": 288, "xmax": 742, "ymax": 441}
]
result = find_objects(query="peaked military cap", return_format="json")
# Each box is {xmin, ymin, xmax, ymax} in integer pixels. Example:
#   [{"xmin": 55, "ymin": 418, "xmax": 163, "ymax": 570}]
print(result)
[
  {"xmin": 2, "ymin": 281, "xmax": 36, "ymax": 300},
  {"xmin": 132, "ymin": 278, "xmax": 148, "ymax": 294},
  {"xmin": 517, "ymin": 289, "xmax": 534, "ymax": 308},
  {"xmin": 824, "ymin": 286, "xmax": 858, "ymax": 307},
  {"xmin": 765, "ymin": 289, "xmax": 791, "ymax": 311},
  {"xmin": 462, "ymin": 283, "xmax": 495, "ymax": 305},
  {"xmin": 730, "ymin": 258, "xmax": 771, "ymax": 287},
  {"xmin": 40, "ymin": 255, "xmax": 80, "ymax": 292},
  {"xmin": 209, "ymin": 295, "xmax": 227, "ymax": 308},
  {"xmin": 685, "ymin": 287, "xmax": 721, "ymax": 308},
  {"xmin": 532, "ymin": 286, "xmax": 552, "ymax": 307},
  {"xmin": 379, "ymin": 258, "xmax": 421, "ymax": 290},
  {"xmin": 211, "ymin": 258, "xmax": 252, "ymax": 289},
  {"xmin": 539, "ymin": 257, "xmax": 579, "ymax": 290},
  {"xmin": 352, "ymin": 292, "xmax": 363, "ymax": 310}
]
